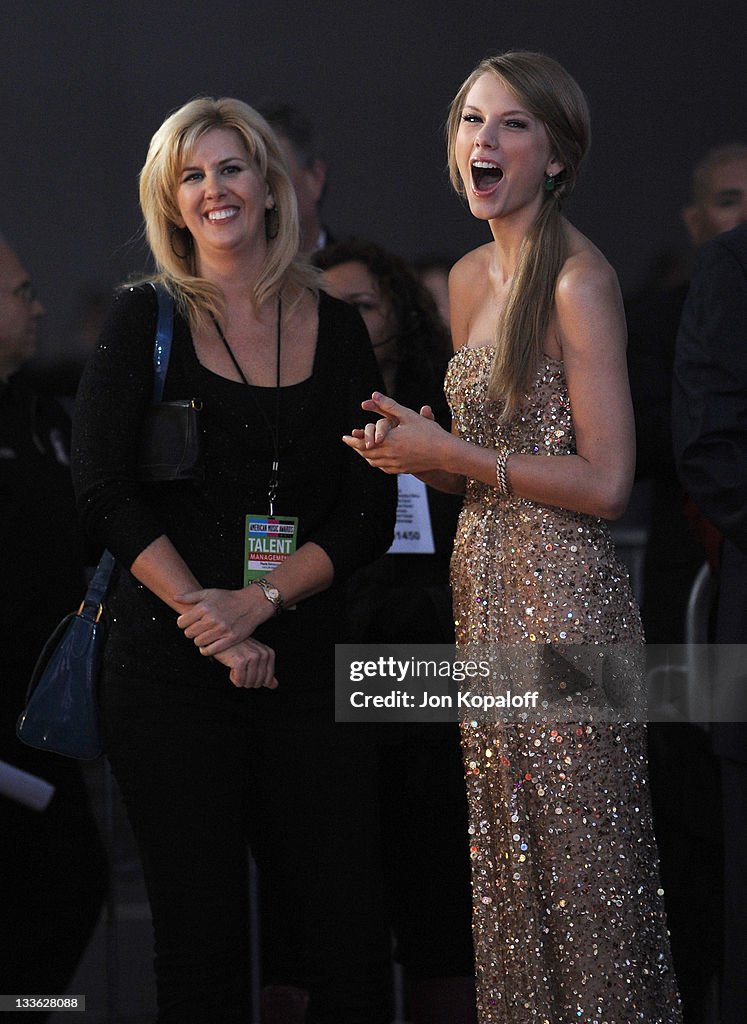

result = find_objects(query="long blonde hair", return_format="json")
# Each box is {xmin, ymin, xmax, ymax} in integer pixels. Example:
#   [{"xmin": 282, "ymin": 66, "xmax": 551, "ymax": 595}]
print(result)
[
  {"xmin": 446, "ymin": 52, "xmax": 591, "ymax": 418},
  {"xmin": 139, "ymin": 96, "xmax": 318, "ymax": 326}
]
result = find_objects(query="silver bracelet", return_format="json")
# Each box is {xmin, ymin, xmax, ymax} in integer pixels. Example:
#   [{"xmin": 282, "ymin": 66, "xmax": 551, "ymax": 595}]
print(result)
[{"xmin": 495, "ymin": 445, "xmax": 512, "ymax": 498}]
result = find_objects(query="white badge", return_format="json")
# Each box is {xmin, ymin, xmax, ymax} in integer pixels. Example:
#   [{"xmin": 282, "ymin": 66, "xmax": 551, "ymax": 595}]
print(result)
[{"xmin": 387, "ymin": 474, "xmax": 435, "ymax": 555}]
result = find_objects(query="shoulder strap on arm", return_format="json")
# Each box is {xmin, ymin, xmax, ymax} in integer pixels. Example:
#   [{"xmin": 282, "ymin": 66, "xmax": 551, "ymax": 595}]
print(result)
[
  {"xmin": 149, "ymin": 282, "xmax": 175, "ymax": 404},
  {"xmin": 79, "ymin": 549, "xmax": 116, "ymax": 615},
  {"xmin": 80, "ymin": 286, "xmax": 173, "ymax": 595}
]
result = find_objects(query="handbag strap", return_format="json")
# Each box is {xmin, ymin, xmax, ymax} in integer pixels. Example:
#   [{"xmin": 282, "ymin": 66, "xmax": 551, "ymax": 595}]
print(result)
[
  {"xmin": 76, "ymin": 288, "xmax": 171, "ymax": 615},
  {"xmin": 149, "ymin": 281, "xmax": 175, "ymax": 404},
  {"xmin": 80, "ymin": 549, "xmax": 116, "ymax": 619}
]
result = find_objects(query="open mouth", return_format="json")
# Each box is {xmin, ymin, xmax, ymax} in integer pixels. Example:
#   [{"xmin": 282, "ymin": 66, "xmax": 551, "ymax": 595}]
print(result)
[{"xmin": 471, "ymin": 161, "xmax": 503, "ymax": 191}]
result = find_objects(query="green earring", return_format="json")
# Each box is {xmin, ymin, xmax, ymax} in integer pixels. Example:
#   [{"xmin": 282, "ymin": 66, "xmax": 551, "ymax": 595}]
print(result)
[{"xmin": 544, "ymin": 173, "xmax": 557, "ymax": 192}]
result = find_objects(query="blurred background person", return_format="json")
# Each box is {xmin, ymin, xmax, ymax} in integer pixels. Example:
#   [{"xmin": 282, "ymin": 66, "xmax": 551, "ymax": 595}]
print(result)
[
  {"xmin": 26, "ymin": 283, "xmax": 112, "ymax": 413},
  {"xmin": 672, "ymin": 221, "xmax": 747, "ymax": 1024},
  {"xmin": 682, "ymin": 144, "xmax": 747, "ymax": 249},
  {"xmin": 0, "ymin": 233, "xmax": 108, "ymax": 1017},
  {"xmin": 627, "ymin": 142, "xmax": 747, "ymax": 642},
  {"xmin": 625, "ymin": 141, "xmax": 747, "ymax": 1024},
  {"xmin": 315, "ymin": 237, "xmax": 476, "ymax": 1024},
  {"xmin": 412, "ymin": 252, "xmax": 457, "ymax": 331},
  {"xmin": 257, "ymin": 101, "xmax": 332, "ymax": 254}
]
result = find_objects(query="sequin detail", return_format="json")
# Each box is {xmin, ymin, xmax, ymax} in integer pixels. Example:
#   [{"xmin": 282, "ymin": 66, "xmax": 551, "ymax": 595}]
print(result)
[{"xmin": 445, "ymin": 347, "xmax": 681, "ymax": 1023}]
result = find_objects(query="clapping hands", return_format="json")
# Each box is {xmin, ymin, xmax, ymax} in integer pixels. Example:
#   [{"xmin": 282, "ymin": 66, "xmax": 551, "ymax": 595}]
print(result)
[{"xmin": 343, "ymin": 392, "xmax": 446, "ymax": 475}]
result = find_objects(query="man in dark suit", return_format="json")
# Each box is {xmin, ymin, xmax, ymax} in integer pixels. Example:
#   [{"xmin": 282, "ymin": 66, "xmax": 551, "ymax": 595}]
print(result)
[
  {"xmin": 628, "ymin": 142, "xmax": 747, "ymax": 642},
  {"xmin": 628, "ymin": 143, "xmax": 747, "ymax": 1024},
  {"xmin": 673, "ymin": 221, "xmax": 747, "ymax": 1024},
  {"xmin": 0, "ymin": 234, "xmax": 108, "ymax": 1014}
]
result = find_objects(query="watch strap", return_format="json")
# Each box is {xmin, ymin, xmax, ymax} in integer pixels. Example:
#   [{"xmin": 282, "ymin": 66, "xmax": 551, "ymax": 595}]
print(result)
[{"xmin": 251, "ymin": 577, "xmax": 283, "ymax": 613}]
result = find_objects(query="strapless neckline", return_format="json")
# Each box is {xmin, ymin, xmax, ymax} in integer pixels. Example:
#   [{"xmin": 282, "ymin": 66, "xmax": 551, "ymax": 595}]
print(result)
[{"xmin": 448, "ymin": 345, "xmax": 564, "ymax": 370}]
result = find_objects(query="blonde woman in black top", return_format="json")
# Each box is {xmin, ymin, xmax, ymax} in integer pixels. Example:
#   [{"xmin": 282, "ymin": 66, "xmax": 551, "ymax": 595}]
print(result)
[{"xmin": 73, "ymin": 97, "xmax": 395, "ymax": 1024}]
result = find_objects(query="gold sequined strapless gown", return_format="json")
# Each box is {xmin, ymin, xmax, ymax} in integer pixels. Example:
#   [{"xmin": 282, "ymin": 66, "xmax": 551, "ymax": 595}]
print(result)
[{"xmin": 445, "ymin": 347, "xmax": 682, "ymax": 1024}]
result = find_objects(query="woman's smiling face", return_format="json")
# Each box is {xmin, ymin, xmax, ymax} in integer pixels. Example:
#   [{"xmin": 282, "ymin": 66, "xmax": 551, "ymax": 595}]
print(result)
[{"xmin": 175, "ymin": 126, "xmax": 274, "ymax": 263}]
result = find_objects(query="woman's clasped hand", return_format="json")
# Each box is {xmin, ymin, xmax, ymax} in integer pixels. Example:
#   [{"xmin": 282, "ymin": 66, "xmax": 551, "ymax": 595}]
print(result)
[
  {"xmin": 344, "ymin": 393, "xmax": 443, "ymax": 474},
  {"xmin": 176, "ymin": 583, "xmax": 278, "ymax": 688}
]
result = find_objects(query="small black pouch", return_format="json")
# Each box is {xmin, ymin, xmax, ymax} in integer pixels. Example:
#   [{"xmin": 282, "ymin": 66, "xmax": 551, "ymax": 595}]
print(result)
[{"xmin": 138, "ymin": 398, "xmax": 204, "ymax": 481}]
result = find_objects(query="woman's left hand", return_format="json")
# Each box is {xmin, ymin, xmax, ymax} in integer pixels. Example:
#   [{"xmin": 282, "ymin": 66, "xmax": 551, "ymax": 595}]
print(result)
[
  {"xmin": 176, "ymin": 586, "xmax": 271, "ymax": 655},
  {"xmin": 343, "ymin": 393, "xmax": 448, "ymax": 474},
  {"xmin": 212, "ymin": 636, "xmax": 278, "ymax": 689}
]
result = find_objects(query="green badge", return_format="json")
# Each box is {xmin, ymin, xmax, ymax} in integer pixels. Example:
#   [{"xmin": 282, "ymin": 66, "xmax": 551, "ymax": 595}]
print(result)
[{"xmin": 244, "ymin": 514, "xmax": 299, "ymax": 586}]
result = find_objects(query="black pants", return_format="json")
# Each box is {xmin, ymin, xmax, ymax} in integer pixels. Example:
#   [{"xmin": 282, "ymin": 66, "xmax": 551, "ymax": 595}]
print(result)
[
  {"xmin": 377, "ymin": 724, "xmax": 474, "ymax": 979},
  {"xmin": 100, "ymin": 670, "xmax": 392, "ymax": 1024},
  {"xmin": 720, "ymin": 757, "xmax": 747, "ymax": 1024},
  {"xmin": 647, "ymin": 723, "xmax": 723, "ymax": 1024}
]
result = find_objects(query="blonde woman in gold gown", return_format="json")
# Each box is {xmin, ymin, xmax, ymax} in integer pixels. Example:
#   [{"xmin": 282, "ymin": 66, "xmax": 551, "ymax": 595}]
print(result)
[{"xmin": 345, "ymin": 51, "xmax": 682, "ymax": 1024}]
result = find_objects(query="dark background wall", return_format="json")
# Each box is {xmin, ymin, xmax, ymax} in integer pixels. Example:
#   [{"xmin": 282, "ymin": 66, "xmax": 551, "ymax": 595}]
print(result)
[{"xmin": 2, "ymin": 0, "xmax": 745, "ymax": 364}]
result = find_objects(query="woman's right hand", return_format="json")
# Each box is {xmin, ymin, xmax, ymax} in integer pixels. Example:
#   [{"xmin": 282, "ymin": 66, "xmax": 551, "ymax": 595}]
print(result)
[
  {"xmin": 349, "ymin": 403, "xmax": 436, "ymax": 450},
  {"xmin": 346, "ymin": 400, "xmax": 466, "ymax": 496},
  {"xmin": 212, "ymin": 637, "xmax": 278, "ymax": 690},
  {"xmin": 343, "ymin": 394, "xmax": 447, "ymax": 474},
  {"xmin": 176, "ymin": 585, "xmax": 274, "ymax": 655}
]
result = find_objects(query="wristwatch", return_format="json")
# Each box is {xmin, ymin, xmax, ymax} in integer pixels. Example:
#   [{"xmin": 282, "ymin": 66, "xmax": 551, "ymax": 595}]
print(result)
[{"xmin": 251, "ymin": 577, "xmax": 284, "ymax": 614}]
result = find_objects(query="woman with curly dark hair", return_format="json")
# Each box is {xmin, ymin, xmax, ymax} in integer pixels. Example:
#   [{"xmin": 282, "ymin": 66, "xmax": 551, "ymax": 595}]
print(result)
[
  {"xmin": 315, "ymin": 238, "xmax": 450, "ymax": 408},
  {"xmin": 315, "ymin": 238, "xmax": 477, "ymax": 1023}
]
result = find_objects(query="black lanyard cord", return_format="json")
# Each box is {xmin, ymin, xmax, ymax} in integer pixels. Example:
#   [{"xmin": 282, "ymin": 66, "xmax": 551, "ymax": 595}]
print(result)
[{"xmin": 211, "ymin": 294, "xmax": 282, "ymax": 515}]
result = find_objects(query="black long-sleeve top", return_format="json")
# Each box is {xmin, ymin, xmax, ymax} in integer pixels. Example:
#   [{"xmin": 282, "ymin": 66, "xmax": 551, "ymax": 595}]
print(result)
[{"xmin": 72, "ymin": 284, "xmax": 396, "ymax": 700}]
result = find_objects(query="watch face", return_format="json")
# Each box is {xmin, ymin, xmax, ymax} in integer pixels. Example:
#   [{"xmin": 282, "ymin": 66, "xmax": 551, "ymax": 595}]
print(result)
[{"xmin": 255, "ymin": 579, "xmax": 281, "ymax": 609}]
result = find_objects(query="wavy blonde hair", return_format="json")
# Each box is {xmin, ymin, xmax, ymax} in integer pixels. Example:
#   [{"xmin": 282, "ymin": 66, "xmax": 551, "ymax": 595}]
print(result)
[
  {"xmin": 446, "ymin": 51, "xmax": 591, "ymax": 418},
  {"xmin": 139, "ymin": 96, "xmax": 318, "ymax": 326}
]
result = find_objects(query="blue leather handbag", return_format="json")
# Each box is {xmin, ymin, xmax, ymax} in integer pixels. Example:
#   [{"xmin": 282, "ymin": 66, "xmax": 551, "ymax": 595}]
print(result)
[{"xmin": 16, "ymin": 551, "xmax": 115, "ymax": 759}]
